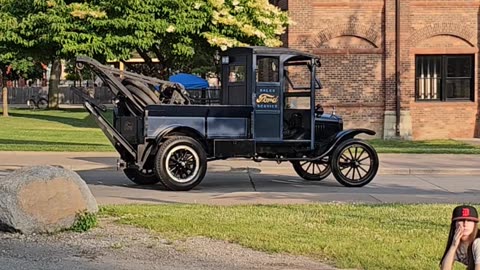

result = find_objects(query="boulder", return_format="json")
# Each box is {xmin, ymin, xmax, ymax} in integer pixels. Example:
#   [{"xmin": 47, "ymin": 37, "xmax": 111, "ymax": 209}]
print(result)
[{"xmin": 0, "ymin": 165, "xmax": 98, "ymax": 234}]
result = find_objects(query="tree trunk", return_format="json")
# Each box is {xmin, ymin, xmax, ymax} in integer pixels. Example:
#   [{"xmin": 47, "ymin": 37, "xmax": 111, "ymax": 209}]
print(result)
[
  {"xmin": 2, "ymin": 87, "xmax": 8, "ymax": 117},
  {"xmin": 48, "ymin": 59, "xmax": 62, "ymax": 109},
  {"xmin": 0, "ymin": 69, "xmax": 8, "ymax": 117}
]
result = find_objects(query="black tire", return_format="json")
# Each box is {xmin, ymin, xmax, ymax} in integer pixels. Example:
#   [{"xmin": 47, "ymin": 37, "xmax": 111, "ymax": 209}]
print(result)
[
  {"xmin": 125, "ymin": 84, "xmax": 154, "ymax": 108},
  {"xmin": 26, "ymin": 99, "xmax": 36, "ymax": 109},
  {"xmin": 123, "ymin": 79, "xmax": 160, "ymax": 105},
  {"xmin": 37, "ymin": 98, "xmax": 48, "ymax": 110},
  {"xmin": 330, "ymin": 139, "xmax": 379, "ymax": 187},
  {"xmin": 291, "ymin": 158, "xmax": 331, "ymax": 181},
  {"xmin": 124, "ymin": 168, "xmax": 161, "ymax": 185},
  {"xmin": 154, "ymin": 136, "xmax": 207, "ymax": 191}
]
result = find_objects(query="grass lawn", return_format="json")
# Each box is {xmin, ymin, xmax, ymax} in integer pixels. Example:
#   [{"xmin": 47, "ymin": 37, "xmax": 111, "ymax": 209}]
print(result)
[
  {"xmin": 102, "ymin": 204, "xmax": 468, "ymax": 270},
  {"xmin": 369, "ymin": 139, "xmax": 480, "ymax": 154},
  {"xmin": 0, "ymin": 108, "xmax": 114, "ymax": 152},
  {"xmin": 0, "ymin": 108, "xmax": 479, "ymax": 154}
]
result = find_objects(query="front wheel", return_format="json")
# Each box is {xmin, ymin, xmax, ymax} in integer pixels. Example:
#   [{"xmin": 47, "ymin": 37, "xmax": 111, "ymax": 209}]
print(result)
[
  {"xmin": 291, "ymin": 158, "xmax": 331, "ymax": 181},
  {"xmin": 37, "ymin": 98, "xmax": 48, "ymax": 110},
  {"xmin": 154, "ymin": 136, "xmax": 207, "ymax": 191},
  {"xmin": 330, "ymin": 139, "xmax": 379, "ymax": 187}
]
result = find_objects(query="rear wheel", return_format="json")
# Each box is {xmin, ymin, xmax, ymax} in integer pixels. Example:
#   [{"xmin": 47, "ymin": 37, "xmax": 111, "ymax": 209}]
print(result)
[
  {"xmin": 291, "ymin": 158, "xmax": 331, "ymax": 181},
  {"xmin": 123, "ymin": 168, "xmax": 161, "ymax": 185},
  {"xmin": 27, "ymin": 99, "xmax": 36, "ymax": 109},
  {"xmin": 330, "ymin": 139, "xmax": 379, "ymax": 187},
  {"xmin": 154, "ymin": 136, "xmax": 207, "ymax": 191}
]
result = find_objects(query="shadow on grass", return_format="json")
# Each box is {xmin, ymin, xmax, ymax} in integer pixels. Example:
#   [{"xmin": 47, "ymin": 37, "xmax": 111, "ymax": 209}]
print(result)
[
  {"xmin": 7, "ymin": 109, "xmax": 113, "ymax": 129},
  {"xmin": 0, "ymin": 138, "xmax": 110, "ymax": 148}
]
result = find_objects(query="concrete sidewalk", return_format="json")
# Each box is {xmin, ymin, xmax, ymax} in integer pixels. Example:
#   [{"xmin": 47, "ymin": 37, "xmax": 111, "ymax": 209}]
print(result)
[{"xmin": 0, "ymin": 151, "xmax": 479, "ymax": 175}]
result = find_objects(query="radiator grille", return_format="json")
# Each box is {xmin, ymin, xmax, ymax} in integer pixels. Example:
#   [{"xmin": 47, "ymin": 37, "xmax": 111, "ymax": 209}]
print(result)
[{"xmin": 315, "ymin": 121, "xmax": 341, "ymax": 141}]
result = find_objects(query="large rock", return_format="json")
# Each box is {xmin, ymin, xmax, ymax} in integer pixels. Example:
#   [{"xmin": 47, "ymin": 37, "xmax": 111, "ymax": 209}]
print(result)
[{"xmin": 0, "ymin": 165, "xmax": 98, "ymax": 234}]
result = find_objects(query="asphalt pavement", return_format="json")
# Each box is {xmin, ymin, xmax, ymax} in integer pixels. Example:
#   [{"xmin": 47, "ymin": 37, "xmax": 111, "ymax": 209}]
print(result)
[
  {"xmin": 1, "ymin": 151, "xmax": 480, "ymax": 205},
  {"xmin": 1, "ymin": 151, "xmax": 479, "ymax": 270}
]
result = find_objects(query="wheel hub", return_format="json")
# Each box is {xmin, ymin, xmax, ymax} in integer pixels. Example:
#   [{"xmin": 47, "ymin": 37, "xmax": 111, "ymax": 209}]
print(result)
[
  {"xmin": 350, "ymin": 160, "xmax": 360, "ymax": 168},
  {"xmin": 165, "ymin": 145, "xmax": 200, "ymax": 183}
]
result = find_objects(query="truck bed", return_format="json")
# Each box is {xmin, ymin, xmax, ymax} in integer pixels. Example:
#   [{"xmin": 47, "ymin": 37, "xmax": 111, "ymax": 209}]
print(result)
[{"xmin": 145, "ymin": 105, "xmax": 253, "ymax": 139}]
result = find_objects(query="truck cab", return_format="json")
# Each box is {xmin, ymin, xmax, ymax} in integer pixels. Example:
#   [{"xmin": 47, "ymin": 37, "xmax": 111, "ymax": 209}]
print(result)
[{"xmin": 220, "ymin": 46, "xmax": 343, "ymax": 147}]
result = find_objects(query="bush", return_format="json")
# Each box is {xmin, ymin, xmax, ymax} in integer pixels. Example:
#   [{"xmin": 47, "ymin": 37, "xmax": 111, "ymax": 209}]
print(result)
[{"xmin": 70, "ymin": 211, "xmax": 98, "ymax": 232}]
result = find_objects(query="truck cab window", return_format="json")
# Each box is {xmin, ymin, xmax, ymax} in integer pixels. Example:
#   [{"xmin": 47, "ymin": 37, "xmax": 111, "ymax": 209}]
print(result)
[
  {"xmin": 229, "ymin": 65, "xmax": 246, "ymax": 83},
  {"xmin": 257, "ymin": 57, "xmax": 279, "ymax": 82}
]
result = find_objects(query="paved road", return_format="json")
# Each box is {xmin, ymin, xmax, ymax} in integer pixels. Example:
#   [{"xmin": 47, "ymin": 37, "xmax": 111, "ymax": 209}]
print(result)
[
  {"xmin": 77, "ymin": 167, "xmax": 480, "ymax": 205},
  {"xmin": 1, "ymin": 152, "xmax": 480, "ymax": 204}
]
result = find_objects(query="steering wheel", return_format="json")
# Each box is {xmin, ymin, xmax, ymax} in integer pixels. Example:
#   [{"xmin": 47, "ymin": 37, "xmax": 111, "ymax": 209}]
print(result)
[{"xmin": 315, "ymin": 104, "xmax": 324, "ymax": 115}]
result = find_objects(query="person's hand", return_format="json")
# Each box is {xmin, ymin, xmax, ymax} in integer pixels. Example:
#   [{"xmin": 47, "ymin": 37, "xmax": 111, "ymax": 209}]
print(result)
[{"xmin": 452, "ymin": 223, "xmax": 464, "ymax": 248}]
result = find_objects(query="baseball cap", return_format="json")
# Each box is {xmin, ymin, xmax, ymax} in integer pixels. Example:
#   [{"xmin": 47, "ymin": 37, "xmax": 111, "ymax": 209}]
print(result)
[{"xmin": 452, "ymin": 205, "xmax": 479, "ymax": 222}]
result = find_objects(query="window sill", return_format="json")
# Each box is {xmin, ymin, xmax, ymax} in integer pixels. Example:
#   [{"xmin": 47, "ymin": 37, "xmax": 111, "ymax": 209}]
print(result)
[{"xmin": 414, "ymin": 100, "xmax": 476, "ymax": 106}]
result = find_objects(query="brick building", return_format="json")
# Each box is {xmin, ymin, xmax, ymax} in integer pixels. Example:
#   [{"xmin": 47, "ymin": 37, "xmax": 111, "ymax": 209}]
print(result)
[{"xmin": 273, "ymin": 0, "xmax": 480, "ymax": 140}]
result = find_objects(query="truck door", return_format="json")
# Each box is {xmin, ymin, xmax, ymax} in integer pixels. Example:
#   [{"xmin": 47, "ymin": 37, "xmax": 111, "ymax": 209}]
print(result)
[{"xmin": 254, "ymin": 56, "xmax": 282, "ymax": 141}]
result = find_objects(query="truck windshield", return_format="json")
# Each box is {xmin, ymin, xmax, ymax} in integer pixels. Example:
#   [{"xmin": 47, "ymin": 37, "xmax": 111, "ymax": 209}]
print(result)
[{"xmin": 284, "ymin": 61, "xmax": 322, "ymax": 91}]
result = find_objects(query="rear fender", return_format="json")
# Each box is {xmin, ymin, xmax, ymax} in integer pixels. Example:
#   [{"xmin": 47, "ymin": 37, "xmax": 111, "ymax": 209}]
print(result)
[
  {"xmin": 138, "ymin": 125, "xmax": 208, "ymax": 169},
  {"xmin": 153, "ymin": 125, "xmax": 208, "ymax": 151}
]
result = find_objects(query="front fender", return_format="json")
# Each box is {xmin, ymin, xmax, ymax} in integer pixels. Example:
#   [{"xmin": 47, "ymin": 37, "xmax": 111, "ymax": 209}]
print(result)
[
  {"xmin": 318, "ymin": 129, "xmax": 376, "ymax": 157},
  {"xmin": 334, "ymin": 129, "xmax": 376, "ymax": 142}
]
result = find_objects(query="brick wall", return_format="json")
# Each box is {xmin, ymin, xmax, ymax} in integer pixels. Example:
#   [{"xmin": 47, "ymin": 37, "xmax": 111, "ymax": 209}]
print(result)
[
  {"xmin": 317, "ymin": 54, "xmax": 384, "ymax": 134},
  {"xmin": 284, "ymin": 0, "xmax": 480, "ymax": 140},
  {"xmin": 404, "ymin": 1, "xmax": 479, "ymax": 139},
  {"xmin": 411, "ymin": 102, "xmax": 477, "ymax": 140},
  {"xmin": 286, "ymin": 0, "xmax": 385, "ymax": 137}
]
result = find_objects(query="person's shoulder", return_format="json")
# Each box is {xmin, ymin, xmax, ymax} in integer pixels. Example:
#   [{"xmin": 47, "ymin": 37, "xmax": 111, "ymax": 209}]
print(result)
[{"xmin": 474, "ymin": 238, "xmax": 480, "ymax": 248}]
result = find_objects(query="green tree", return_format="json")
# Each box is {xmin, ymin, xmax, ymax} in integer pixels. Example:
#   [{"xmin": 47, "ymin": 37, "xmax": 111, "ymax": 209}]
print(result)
[
  {"xmin": 85, "ymin": 0, "xmax": 290, "ymax": 78},
  {"xmin": 0, "ymin": 47, "xmax": 44, "ymax": 116},
  {"xmin": 0, "ymin": 0, "xmax": 290, "ymax": 108},
  {"xmin": 0, "ymin": 0, "xmax": 106, "ymax": 108}
]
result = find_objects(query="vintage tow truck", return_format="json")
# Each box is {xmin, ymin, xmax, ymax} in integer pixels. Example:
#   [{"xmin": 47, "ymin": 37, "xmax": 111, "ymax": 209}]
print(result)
[{"xmin": 73, "ymin": 46, "xmax": 379, "ymax": 191}]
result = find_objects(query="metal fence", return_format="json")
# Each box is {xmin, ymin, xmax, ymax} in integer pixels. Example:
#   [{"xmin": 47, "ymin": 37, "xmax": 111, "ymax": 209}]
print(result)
[
  {"xmin": 188, "ymin": 88, "xmax": 221, "ymax": 105},
  {"xmin": 1, "ymin": 87, "xmax": 222, "ymax": 105},
  {"xmin": 0, "ymin": 87, "xmax": 115, "ymax": 104}
]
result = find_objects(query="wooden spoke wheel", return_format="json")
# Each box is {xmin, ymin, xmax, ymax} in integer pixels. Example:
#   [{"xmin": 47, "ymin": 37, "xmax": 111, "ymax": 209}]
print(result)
[{"xmin": 330, "ymin": 139, "xmax": 379, "ymax": 187}]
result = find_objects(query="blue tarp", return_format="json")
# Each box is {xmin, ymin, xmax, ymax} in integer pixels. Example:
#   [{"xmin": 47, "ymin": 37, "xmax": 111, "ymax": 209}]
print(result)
[{"xmin": 169, "ymin": 73, "xmax": 209, "ymax": 90}]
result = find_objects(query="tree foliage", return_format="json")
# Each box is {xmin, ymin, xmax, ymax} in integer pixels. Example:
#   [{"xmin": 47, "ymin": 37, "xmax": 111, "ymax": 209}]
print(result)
[
  {"xmin": 0, "ymin": 0, "xmax": 290, "ymax": 81},
  {"xmin": 0, "ymin": 0, "xmax": 108, "ymax": 107}
]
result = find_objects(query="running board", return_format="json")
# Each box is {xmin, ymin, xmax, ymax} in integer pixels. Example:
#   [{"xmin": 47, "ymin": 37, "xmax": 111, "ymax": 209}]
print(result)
[{"xmin": 84, "ymin": 102, "xmax": 137, "ymax": 159}]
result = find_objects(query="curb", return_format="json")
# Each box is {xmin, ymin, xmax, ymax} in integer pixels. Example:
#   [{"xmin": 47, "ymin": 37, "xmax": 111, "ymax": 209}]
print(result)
[
  {"xmin": 379, "ymin": 168, "xmax": 480, "ymax": 175},
  {"xmin": 2, "ymin": 165, "xmax": 480, "ymax": 176},
  {"xmin": 208, "ymin": 166, "xmax": 480, "ymax": 176}
]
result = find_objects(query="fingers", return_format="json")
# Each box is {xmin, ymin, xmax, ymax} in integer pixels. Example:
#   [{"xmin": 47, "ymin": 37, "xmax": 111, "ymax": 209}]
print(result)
[
  {"xmin": 453, "ymin": 225, "xmax": 464, "ymax": 246},
  {"xmin": 455, "ymin": 227, "xmax": 463, "ymax": 237}
]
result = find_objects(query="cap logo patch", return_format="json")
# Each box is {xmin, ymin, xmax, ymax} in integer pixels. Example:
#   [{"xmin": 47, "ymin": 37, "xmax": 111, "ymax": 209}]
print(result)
[{"xmin": 462, "ymin": 208, "xmax": 470, "ymax": 217}]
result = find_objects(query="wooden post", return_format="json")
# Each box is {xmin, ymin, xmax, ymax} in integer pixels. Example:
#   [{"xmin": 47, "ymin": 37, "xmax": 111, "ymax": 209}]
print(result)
[
  {"xmin": 119, "ymin": 61, "xmax": 125, "ymax": 79},
  {"xmin": 2, "ymin": 86, "xmax": 8, "ymax": 117}
]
